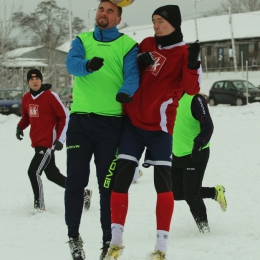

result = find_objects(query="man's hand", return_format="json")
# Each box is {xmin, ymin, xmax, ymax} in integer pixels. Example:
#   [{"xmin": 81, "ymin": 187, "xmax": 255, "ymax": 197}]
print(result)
[
  {"xmin": 16, "ymin": 126, "xmax": 24, "ymax": 141},
  {"xmin": 188, "ymin": 41, "xmax": 200, "ymax": 70},
  {"xmin": 116, "ymin": 93, "xmax": 133, "ymax": 103},
  {"xmin": 137, "ymin": 52, "xmax": 155, "ymax": 67},
  {"xmin": 86, "ymin": 57, "xmax": 104, "ymax": 72},
  {"xmin": 191, "ymin": 141, "xmax": 203, "ymax": 163},
  {"xmin": 53, "ymin": 140, "xmax": 63, "ymax": 151}
]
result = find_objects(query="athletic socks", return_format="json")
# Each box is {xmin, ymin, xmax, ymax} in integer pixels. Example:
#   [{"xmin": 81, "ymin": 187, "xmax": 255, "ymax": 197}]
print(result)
[
  {"xmin": 154, "ymin": 230, "xmax": 169, "ymax": 254},
  {"xmin": 156, "ymin": 192, "xmax": 174, "ymax": 231},
  {"xmin": 110, "ymin": 191, "xmax": 128, "ymax": 226},
  {"xmin": 111, "ymin": 223, "xmax": 124, "ymax": 247}
]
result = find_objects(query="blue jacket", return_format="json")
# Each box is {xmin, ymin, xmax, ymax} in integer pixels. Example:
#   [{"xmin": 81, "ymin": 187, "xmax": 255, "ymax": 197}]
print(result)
[{"xmin": 66, "ymin": 26, "xmax": 139, "ymax": 96}]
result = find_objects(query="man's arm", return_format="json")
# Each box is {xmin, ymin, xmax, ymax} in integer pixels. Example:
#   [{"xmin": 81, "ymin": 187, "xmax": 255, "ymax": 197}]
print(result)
[
  {"xmin": 50, "ymin": 92, "xmax": 69, "ymax": 144},
  {"xmin": 191, "ymin": 94, "xmax": 214, "ymax": 146},
  {"xmin": 66, "ymin": 37, "xmax": 92, "ymax": 77},
  {"xmin": 17, "ymin": 96, "xmax": 30, "ymax": 130},
  {"xmin": 117, "ymin": 44, "xmax": 140, "ymax": 98}
]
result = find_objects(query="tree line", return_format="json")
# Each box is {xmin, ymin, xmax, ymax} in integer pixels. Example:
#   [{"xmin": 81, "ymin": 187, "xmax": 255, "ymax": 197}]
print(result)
[
  {"xmin": 204, "ymin": 0, "xmax": 260, "ymax": 17},
  {"xmin": 0, "ymin": 0, "xmax": 85, "ymax": 90}
]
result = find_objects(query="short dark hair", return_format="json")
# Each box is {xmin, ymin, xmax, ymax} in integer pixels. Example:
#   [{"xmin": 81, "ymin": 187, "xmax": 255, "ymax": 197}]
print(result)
[{"xmin": 99, "ymin": 0, "xmax": 123, "ymax": 17}]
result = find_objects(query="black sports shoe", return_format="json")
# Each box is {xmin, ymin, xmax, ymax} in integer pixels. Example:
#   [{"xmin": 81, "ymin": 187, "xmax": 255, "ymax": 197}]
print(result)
[
  {"xmin": 68, "ymin": 236, "xmax": 85, "ymax": 260},
  {"xmin": 99, "ymin": 241, "xmax": 110, "ymax": 260},
  {"xmin": 83, "ymin": 189, "xmax": 92, "ymax": 211}
]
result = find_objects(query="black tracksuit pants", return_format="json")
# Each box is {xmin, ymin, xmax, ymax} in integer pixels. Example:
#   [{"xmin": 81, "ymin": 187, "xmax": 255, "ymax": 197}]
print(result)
[
  {"xmin": 171, "ymin": 148, "xmax": 215, "ymax": 231},
  {"xmin": 65, "ymin": 113, "xmax": 123, "ymax": 243},
  {"xmin": 28, "ymin": 147, "xmax": 66, "ymax": 209}
]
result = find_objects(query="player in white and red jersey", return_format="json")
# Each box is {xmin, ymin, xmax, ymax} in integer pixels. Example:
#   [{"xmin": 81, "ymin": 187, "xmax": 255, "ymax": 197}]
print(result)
[
  {"xmin": 16, "ymin": 69, "xmax": 69, "ymax": 211},
  {"xmin": 105, "ymin": 5, "xmax": 202, "ymax": 260}
]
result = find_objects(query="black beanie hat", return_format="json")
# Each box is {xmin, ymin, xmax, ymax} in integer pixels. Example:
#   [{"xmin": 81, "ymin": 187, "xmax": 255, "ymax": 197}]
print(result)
[
  {"xmin": 27, "ymin": 69, "xmax": 43, "ymax": 82},
  {"xmin": 152, "ymin": 5, "xmax": 182, "ymax": 29}
]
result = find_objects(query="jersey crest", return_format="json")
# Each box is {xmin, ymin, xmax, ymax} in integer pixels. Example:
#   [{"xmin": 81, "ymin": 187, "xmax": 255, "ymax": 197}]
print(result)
[
  {"xmin": 29, "ymin": 104, "xmax": 39, "ymax": 117},
  {"xmin": 146, "ymin": 51, "xmax": 166, "ymax": 76}
]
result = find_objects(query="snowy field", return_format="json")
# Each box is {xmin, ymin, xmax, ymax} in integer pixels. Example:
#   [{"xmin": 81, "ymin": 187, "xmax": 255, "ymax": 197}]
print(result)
[{"xmin": 1, "ymin": 71, "xmax": 260, "ymax": 260}]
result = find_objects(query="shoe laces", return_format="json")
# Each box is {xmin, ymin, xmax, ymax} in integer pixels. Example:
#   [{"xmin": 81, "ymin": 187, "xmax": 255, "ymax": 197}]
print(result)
[
  {"xmin": 84, "ymin": 190, "xmax": 92, "ymax": 202},
  {"xmin": 150, "ymin": 250, "xmax": 166, "ymax": 260},
  {"xmin": 100, "ymin": 241, "xmax": 110, "ymax": 251},
  {"xmin": 68, "ymin": 237, "xmax": 84, "ymax": 254}
]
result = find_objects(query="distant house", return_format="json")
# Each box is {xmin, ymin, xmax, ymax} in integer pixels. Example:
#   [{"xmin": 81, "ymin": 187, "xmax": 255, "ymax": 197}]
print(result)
[
  {"xmin": 0, "ymin": 46, "xmax": 67, "ymax": 68},
  {"xmin": 43, "ymin": 11, "xmax": 260, "ymax": 74},
  {"xmin": 0, "ymin": 46, "xmax": 69, "ymax": 91},
  {"xmin": 119, "ymin": 11, "xmax": 260, "ymax": 71}
]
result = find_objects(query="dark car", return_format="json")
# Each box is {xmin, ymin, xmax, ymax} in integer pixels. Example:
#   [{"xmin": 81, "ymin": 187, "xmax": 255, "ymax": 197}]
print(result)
[
  {"xmin": 0, "ymin": 88, "xmax": 23, "ymax": 116},
  {"xmin": 208, "ymin": 80, "xmax": 260, "ymax": 106},
  {"xmin": 58, "ymin": 85, "xmax": 72, "ymax": 109}
]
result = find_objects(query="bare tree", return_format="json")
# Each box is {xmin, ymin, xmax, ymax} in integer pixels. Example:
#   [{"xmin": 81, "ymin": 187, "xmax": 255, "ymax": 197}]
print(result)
[
  {"xmin": 12, "ymin": 0, "xmax": 85, "ymax": 49},
  {"xmin": 11, "ymin": 0, "xmax": 86, "ymax": 90},
  {"xmin": 0, "ymin": 1, "xmax": 23, "ymax": 57},
  {"xmin": 0, "ymin": 1, "xmax": 24, "ymax": 90},
  {"xmin": 203, "ymin": 0, "xmax": 260, "ymax": 17}
]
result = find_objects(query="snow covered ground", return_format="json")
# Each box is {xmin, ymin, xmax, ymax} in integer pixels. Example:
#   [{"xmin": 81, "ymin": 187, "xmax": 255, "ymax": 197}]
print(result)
[{"xmin": 1, "ymin": 71, "xmax": 260, "ymax": 260}]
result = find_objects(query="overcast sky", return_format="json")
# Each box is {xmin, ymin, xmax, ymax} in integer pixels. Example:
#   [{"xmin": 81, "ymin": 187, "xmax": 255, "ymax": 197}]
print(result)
[{"xmin": 2, "ymin": 0, "xmax": 222, "ymax": 29}]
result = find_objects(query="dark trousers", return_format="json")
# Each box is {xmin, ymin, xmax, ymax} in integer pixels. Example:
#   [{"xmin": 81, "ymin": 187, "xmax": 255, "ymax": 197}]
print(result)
[
  {"xmin": 65, "ymin": 113, "xmax": 122, "ymax": 242},
  {"xmin": 28, "ymin": 147, "xmax": 66, "ymax": 208},
  {"xmin": 171, "ymin": 148, "xmax": 215, "ymax": 230}
]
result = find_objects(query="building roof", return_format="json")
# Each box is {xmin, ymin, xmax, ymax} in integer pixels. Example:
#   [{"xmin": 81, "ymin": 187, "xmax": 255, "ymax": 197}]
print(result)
[
  {"xmin": 57, "ymin": 10, "xmax": 260, "ymax": 53},
  {"xmin": 1, "ymin": 59, "xmax": 48, "ymax": 68},
  {"xmin": 2, "ymin": 46, "xmax": 44, "ymax": 59},
  {"xmin": 56, "ymin": 41, "xmax": 71, "ymax": 53},
  {"xmin": 120, "ymin": 11, "xmax": 260, "ymax": 44}
]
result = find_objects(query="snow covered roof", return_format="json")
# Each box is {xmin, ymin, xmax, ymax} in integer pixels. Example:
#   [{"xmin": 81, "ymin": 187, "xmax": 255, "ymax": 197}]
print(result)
[
  {"xmin": 56, "ymin": 41, "xmax": 71, "ymax": 53},
  {"xmin": 3, "ymin": 46, "xmax": 44, "ymax": 59},
  {"xmin": 1, "ymin": 59, "xmax": 48, "ymax": 68},
  {"xmin": 56, "ymin": 10, "xmax": 260, "ymax": 53},
  {"xmin": 120, "ymin": 11, "xmax": 260, "ymax": 44}
]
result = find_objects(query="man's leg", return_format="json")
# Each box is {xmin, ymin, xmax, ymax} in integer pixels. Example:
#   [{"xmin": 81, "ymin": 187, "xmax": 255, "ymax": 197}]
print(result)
[
  {"xmin": 28, "ymin": 147, "xmax": 52, "ymax": 210},
  {"xmin": 44, "ymin": 151, "xmax": 66, "ymax": 188},
  {"xmin": 182, "ymin": 148, "xmax": 210, "ymax": 233},
  {"xmin": 154, "ymin": 165, "xmax": 174, "ymax": 255},
  {"xmin": 144, "ymin": 131, "xmax": 173, "ymax": 256},
  {"xmin": 171, "ymin": 166, "xmax": 185, "ymax": 200},
  {"xmin": 65, "ymin": 115, "xmax": 93, "ymax": 238}
]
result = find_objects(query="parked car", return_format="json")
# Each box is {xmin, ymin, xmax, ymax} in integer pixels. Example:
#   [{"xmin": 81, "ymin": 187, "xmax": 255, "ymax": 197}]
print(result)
[
  {"xmin": 0, "ymin": 88, "xmax": 23, "ymax": 116},
  {"xmin": 58, "ymin": 85, "xmax": 72, "ymax": 109},
  {"xmin": 208, "ymin": 80, "xmax": 260, "ymax": 106}
]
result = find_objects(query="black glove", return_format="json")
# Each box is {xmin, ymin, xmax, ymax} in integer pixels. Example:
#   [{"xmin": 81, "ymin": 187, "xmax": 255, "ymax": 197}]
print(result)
[
  {"xmin": 137, "ymin": 52, "xmax": 155, "ymax": 67},
  {"xmin": 116, "ymin": 93, "xmax": 133, "ymax": 103},
  {"xmin": 53, "ymin": 140, "xmax": 63, "ymax": 151},
  {"xmin": 16, "ymin": 126, "xmax": 24, "ymax": 140},
  {"xmin": 191, "ymin": 141, "xmax": 203, "ymax": 163},
  {"xmin": 86, "ymin": 57, "xmax": 104, "ymax": 72},
  {"xmin": 188, "ymin": 41, "xmax": 200, "ymax": 70}
]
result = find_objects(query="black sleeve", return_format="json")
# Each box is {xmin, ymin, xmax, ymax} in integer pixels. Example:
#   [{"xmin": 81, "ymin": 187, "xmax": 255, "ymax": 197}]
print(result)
[{"xmin": 191, "ymin": 94, "xmax": 214, "ymax": 146}]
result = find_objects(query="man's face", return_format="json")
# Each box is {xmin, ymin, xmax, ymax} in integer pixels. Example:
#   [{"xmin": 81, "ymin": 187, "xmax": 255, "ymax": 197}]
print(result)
[
  {"xmin": 95, "ymin": 1, "xmax": 121, "ymax": 29},
  {"xmin": 28, "ymin": 74, "xmax": 42, "ymax": 91},
  {"xmin": 152, "ymin": 15, "xmax": 175, "ymax": 37}
]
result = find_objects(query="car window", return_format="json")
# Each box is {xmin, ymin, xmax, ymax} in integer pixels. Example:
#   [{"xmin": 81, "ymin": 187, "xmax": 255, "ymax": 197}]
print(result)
[
  {"xmin": 244, "ymin": 82, "xmax": 256, "ymax": 89},
  {"xmin": 224, "ymin": 82, "xmax": 234, "ymax": 90},
  {"xmin": 59, "ymin": 89, "xmax": 65, "ymax": 96},
  {"xmin": 64, "ymin": 87, "xmax": 70, "ymax": 95},
  {"xmin": 233, "ymin": 81, "xmax": 243, "ymax": 89},
  {"xmin": 59, "ymin": 86, "xmax": 71, "ymax": 96},
  {"xmin": 0, "ymin": 90, "xmax": 22, "ymax": 100},
  {"xmin": 233, "ymin": 81, "xmax": 256, "ymax": 90},
  {"xmin": 213, "ymin": 82, "xmax": 224, "ymax": 89}
]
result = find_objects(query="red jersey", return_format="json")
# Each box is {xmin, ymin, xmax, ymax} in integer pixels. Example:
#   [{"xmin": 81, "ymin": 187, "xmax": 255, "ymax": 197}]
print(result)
[
  {"xmin": 125, "ymin": 37, "xmax": 201, "ymax": 135},
  {"xmin": 18, "ymin": 90, "xmax": 69, "ymax": 148}
]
